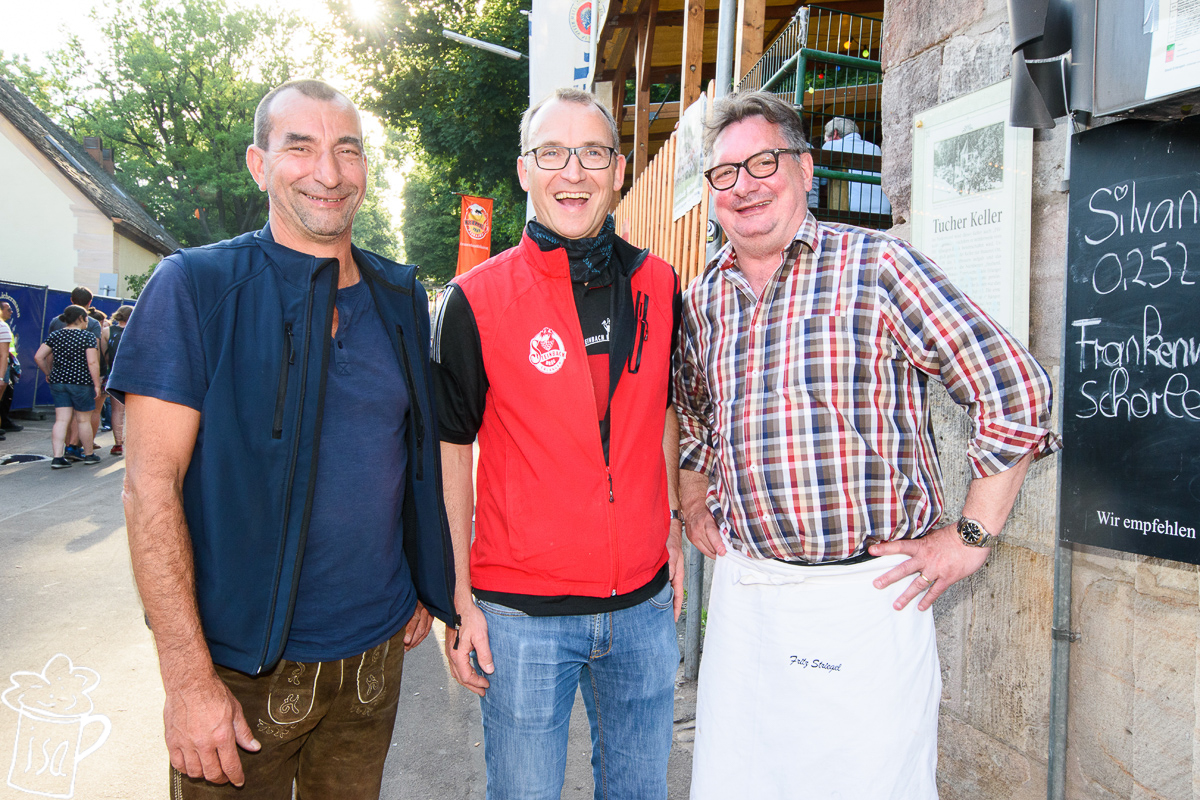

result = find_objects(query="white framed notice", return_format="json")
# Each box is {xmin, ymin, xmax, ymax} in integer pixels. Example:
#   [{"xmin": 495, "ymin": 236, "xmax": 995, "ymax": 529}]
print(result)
[
  {"xmin": 911, "ymin": 79, "xmax": 1033, "ymax": 343},
  {"xmin": 672, "ymin": 96, "xmax": 707, "ymax": 220},
  {"xmin": 1145, "ymin": 0, "xmax": 1200, "ymax": 100}
]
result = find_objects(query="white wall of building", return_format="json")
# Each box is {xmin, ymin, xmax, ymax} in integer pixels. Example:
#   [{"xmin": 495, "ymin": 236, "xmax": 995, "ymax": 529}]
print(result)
[{"xmin": 0, "ymin": 114, "xmax": 117, "ymax": 292}]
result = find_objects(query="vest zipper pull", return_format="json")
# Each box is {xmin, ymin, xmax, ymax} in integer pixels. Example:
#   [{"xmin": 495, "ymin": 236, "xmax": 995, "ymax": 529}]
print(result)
[{"xmin": 607, "ymin": 468, "xmax": 614, "ymax": 503}]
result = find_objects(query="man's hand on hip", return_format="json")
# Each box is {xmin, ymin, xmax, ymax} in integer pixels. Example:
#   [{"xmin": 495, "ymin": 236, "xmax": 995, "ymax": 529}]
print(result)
[
  {"xmin": 444, "ymin": 601, "xmax": 493, "ymax": 697},
  {"xmin": 868, "ymin": 525, "xmax": 991, "ymax": 612},
  {"xmin": 163, "ymin": 670, "xmax": 260, "ymax": 787}
]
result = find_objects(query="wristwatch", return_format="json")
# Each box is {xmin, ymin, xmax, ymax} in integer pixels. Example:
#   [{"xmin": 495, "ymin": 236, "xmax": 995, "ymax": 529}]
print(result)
[{"xmin": 957, "ymin": 516, "xmax": 995, "ymax": 548}]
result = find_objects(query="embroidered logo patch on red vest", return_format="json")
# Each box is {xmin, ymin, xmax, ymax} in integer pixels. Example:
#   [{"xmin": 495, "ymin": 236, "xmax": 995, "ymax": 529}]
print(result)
[{"xmin": 528, "ymin": 327, "xmax": 567, "ymax": 374}]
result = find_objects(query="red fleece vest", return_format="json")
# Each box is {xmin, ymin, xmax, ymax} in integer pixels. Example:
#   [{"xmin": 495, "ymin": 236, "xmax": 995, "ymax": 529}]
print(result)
[{"xmin": 455, "ymin": 234, "xmax": 676, "ymax": 597}]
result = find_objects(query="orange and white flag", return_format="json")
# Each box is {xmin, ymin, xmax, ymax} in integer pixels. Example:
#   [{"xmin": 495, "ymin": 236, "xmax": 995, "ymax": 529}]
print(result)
[{"xmin": 456, "ymin": 195, "xmax": 493, "ymax": 276}]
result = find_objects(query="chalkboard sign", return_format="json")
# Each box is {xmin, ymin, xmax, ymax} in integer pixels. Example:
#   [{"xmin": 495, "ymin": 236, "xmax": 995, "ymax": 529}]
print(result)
[{"xmin": 1061, "ymin": 118, "xmax": 1200, "ymax": 563}]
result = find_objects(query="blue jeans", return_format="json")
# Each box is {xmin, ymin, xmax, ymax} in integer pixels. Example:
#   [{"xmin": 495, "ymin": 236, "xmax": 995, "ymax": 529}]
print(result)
[{"xmin": 475, "ymin": 581, "xmax": 678, "ymax": 800}]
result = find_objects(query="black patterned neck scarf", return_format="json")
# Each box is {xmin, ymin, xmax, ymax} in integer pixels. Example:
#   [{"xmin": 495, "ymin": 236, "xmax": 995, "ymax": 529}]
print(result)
[{"xmin": 527, "ymin": 215, "xmax": 616, "ymax": 286}]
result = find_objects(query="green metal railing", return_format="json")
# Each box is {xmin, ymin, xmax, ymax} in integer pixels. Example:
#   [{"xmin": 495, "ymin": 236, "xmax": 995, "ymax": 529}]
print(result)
[{"xmin": 737, "ymin": 6, "xmax": 890, "ymax": 229}]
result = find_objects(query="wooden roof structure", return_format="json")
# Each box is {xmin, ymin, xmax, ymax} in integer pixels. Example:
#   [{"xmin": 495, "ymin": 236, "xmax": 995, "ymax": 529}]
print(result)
[{"xmin": 593, "ymin": 0, "xmax": 883, "ymax": 190}]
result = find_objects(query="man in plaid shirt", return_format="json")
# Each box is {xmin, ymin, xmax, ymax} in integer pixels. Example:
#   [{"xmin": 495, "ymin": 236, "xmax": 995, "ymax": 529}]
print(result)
[{"xmin": 677, "ymin": 91, "xmax": 1060, "ymax": 799}]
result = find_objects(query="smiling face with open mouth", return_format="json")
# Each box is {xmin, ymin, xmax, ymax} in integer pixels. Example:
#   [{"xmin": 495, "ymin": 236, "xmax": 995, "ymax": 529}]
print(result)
[
  {"xmin": 517, "ymin": 98, "xmax": 626, "ymax": 241},
  {"xmin": 248, "ymin": 89, "xmax": 367, "ymax": 252},
  {"xmin": 709, "ymin": 115, "xmax": 814, "ymax": 262}
]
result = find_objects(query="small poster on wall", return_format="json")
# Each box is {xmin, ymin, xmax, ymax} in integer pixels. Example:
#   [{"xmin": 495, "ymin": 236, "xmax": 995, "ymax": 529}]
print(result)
[
  {"xmin": 911, "ymin": 80, "xmax": 1034, "ymax": 343},
  {"xmin": 673, "ymin": 96, "xmax": 707, "ymax": 221}
]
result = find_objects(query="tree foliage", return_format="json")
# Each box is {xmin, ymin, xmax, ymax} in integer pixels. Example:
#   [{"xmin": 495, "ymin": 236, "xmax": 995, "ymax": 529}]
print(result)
[
  {"xmin": 335, "ymin": 0, "xmax": 529, "ymax": 284},
  {"xmin": 2, "ymin": 0, "xmax": 358, "ymax": 248},
  {"xmin": 8, "ymin": 0, "xmax": 328, "ymax": 247},
  {"xmin": 125, "ymin": 263, "xmax": 157, "ymax": 299},
  {"xmin": 353, "ymin": 149, "xmax": 402, "ymax": 261}
]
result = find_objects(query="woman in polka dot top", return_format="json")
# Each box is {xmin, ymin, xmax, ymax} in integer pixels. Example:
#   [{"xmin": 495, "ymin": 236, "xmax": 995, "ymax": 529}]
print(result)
[{"xmin": 34, "ymin": 305, "xmax": 102, "ymax": 468}]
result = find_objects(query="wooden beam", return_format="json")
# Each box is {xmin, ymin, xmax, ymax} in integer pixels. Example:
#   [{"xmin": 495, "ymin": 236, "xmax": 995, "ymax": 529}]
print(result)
[
  {"xmin": 735, "ymin": 0, "xmax": 767, "ymax": 82},
  {"xmin": 608, "ymin": 6, "xmax": 796, "ymax": 29},
  {"xmin": 809, "ymin": 148, "xmax": 882, "ymax": 173},
  {"xmin": 595, "ymin": 0, "xmax": 650, "ymax": 59},
  {"xmin": 680, "ymin": 0, "xmax": 705, "ymax": 107},
  {"xmin": 621, "ymin": 100, "xmax": 680, "ymax": 119},
  {"xmin": 633, "ymin": 0, "xmax": 658, "ymax": 181},
  {"xmin": 599, "ymin": 61, "xmax": 717, "ymax": 84},
  {"xmin": 614, "ymin": 74, "xmax": 629, "ymax": 143},
  {"xmin": 603, "ymin": 21, "xmax": 638, "ymax": 141}
]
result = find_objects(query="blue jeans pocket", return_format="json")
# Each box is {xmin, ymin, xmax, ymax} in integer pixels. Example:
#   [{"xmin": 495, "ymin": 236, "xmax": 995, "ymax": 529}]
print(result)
[
  {"xmin": 647, "ymin": 580, "xmax": 674, "ymax": 610},
  {"xmin": 475, "ymin": 598, "xmax": 530, "ymax": 617}
]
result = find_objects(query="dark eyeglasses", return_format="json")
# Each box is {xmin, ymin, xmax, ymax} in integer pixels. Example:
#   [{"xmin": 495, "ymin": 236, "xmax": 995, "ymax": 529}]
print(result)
[
  {"xmin": 523, "ymin": 145, "xmax": 618, "ymax": 170},
  {"xmin": 703, "ymin": 148, "xmax": 803, "ymax": 190}
]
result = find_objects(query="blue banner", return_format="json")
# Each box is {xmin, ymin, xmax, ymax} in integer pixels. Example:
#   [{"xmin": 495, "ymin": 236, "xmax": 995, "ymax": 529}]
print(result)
[
  {"xmin": 92, "ymin": 295, "xmax": 137, "ymax": 317},
  {"xmin": 1, "ymin": 284, "xmax": 139, "ymax": 410},
  {"xmin": 0, "ymin": 281, "xmax": 49, "ymax": 411}
]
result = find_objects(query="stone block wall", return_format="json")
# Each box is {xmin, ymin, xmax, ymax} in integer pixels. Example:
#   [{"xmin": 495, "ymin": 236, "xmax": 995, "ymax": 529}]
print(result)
[{"xmin": 881, "ymin": 1, "xmax": 1200, "ymax": 798}]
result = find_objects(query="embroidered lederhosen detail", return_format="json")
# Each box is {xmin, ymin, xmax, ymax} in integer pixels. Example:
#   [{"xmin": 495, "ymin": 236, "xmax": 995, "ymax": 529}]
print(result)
[
  {"xmin": 356, "ymin": 639, "xmax": 389, "ymax": 708},
  {"xmin": 267, "ymin": 661, "xmax": 319, "ymax": 725}
]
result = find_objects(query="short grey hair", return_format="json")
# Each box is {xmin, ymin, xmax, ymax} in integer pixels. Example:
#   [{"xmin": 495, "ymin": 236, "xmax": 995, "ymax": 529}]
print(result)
[
  {"xmin": 520, "ymin": 88, "xmax": 621, "ymax": 153},
  {"xmin": 254, "ymin": 79, "xmax": 357, "ymax": 149},
  {"xmin": 824, "ymin": 117, "xmax": 859, "ymax": 139},
  {"xmin": 703, "ymin": 91, "xmax": 810, "ymax": 159}
]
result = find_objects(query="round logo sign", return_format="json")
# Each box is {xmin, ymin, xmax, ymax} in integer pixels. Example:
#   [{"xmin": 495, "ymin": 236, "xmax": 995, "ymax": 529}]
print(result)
[
  {"xmin": 569, "ymin": 0, "xmax": 592, "ymax": 42},
  {"xmin": 706, "ymin": 218, "xmax": 722, "ymax": 244},
  {"xmin": 464, "ymin": 202, "xmax": 490, "ymax": 241},
  {"xmin": 528, "ymin": 327, "xmax": 567, "ymax": 374}
]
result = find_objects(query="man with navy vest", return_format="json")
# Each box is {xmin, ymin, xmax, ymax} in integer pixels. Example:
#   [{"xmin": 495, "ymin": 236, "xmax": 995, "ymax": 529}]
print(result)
[
  {"xmin": 433, "ymin": 87, "xmax": 683, "ymax": 799},
  {"xmin": 108, "ymin": 79, "xmax": 456, "ymax": 799}
]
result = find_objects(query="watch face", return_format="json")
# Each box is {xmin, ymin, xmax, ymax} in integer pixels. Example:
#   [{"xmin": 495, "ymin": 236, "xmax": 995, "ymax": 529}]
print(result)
[{"xmin": 959, "ymin": 518, "xmax": 987, "ymax": 546}]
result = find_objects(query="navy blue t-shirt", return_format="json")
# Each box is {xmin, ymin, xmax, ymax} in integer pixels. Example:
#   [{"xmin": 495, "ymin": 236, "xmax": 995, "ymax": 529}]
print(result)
[
  {"xmin": 284, "ymin": 279, "xmax": 415, "ymax": 661},
  {"xmin": 109, "ymin": 259, "xmax": 416, "ymax": 662}
]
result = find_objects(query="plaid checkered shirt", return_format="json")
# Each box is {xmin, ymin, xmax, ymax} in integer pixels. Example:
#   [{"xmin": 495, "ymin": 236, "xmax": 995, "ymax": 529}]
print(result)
[{"xmin": 675, "ymin": 214, "xmax": 1061, "ymax": 563}]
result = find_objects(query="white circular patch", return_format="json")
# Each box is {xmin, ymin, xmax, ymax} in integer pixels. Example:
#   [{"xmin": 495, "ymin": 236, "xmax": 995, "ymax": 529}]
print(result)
[
  {"xmin": 569, "ymin": 0, "xmax": 592, "ymax": 42},
  {"xmin": 528, "ymin": 327, "xmax": 567, "ymax": 374}
]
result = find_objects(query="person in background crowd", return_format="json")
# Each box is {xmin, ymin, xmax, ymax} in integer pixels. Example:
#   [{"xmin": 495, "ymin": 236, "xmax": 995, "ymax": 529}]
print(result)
[
  {"xmin": 434, "ymin": 87, "xmax": 683, "ymax": 800},
  {"xmin": 103, "ymin": 305, "xmax": 132, "ymax": 456},
  {"xmin": 0, "ymin": 300, "xmax": 19, "ymax": 439},
  {"xmin": 88, "ymin": 308, "xmax": 111, "ymax": 436},
  {"xmin": 677, "ymin": 91, "xmax": 1059, "ymax": 799},
  {"xmin": 108, "ymin": 78, "xmax": 456, "ymax": 799},
  {"xmin": 50, "ymin": 287, "xmax": 104, "ymax": 459},
  {"xmin": 34, "ymin": 305, "xmax": 101, "ymax": 469}
]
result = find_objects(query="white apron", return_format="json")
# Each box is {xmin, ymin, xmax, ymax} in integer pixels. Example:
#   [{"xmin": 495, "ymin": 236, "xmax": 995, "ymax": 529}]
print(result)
[{"xmin": 690, "ymin": 548, "xmax": 941, "ymax": 800}]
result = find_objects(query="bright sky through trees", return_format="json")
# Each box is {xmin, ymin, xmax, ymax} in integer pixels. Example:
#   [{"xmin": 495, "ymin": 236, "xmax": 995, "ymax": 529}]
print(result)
[{"xmin": 0, "ymin": 0, "xmax": 407, "ymax": 248}]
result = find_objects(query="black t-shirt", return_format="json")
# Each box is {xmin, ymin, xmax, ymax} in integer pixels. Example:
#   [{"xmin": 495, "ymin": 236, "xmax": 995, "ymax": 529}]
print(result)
[{"xmin": 432, "ymin": 228, "xmax": 669, "ymax": 616}]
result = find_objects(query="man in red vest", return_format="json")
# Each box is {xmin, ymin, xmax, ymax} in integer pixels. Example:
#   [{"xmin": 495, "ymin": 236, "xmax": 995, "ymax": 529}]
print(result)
[{"xmin": 433, "ymin": 87, "xmax": 683, "ymax": 799}]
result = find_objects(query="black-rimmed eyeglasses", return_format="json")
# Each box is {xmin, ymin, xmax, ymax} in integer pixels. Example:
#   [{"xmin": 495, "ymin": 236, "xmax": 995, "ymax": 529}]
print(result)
[
  {"xmin": 703, "ymin": 148, "xmax": 803, "ymax": 190},
  {"xmin": 524, "ymin": 145, "xmax": 618, "ymax": 170}
]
